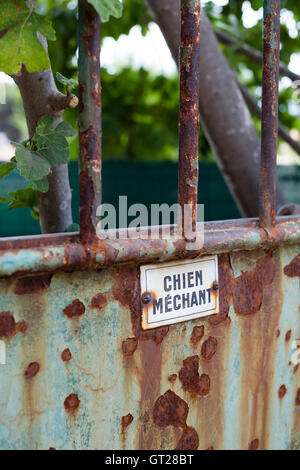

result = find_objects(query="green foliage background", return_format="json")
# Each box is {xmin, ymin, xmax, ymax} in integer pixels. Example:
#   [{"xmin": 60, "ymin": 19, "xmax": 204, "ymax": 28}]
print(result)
[{"xmin": 2, "ymin": 0, "xmax": 300, "ymax": 164}]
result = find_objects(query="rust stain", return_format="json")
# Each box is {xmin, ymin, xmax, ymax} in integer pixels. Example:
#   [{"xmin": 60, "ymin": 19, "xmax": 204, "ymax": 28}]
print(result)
[
  {"xmin": 233, "ymin": 254, "xmax": 275, "ymax": 315},
  {"xmin": 209, "ymin": 252, "xmax": 275, "ymax": 324},
  {"xmin": 138, "ymin": 339, "xmax": 163, "ymax": 449},
  {"xmin": 238, "ymin": 249, "xmax": 283, "ymax": 450},
  {"xmin": 64, "ymin": 393, "xmax": 80, "ymax": 413},
  {"xmin": 153, "ymin": 389, "xmax": 188, "ymax": 428},
  {"xmin": 24, "ymin": 362, "xmax": 40, "ymax": 379},
  {"xmin": 201, "ymin": 336, "xmax": 218, "ymax": 360},
  {"xmin": 295, "ymin": 388, "xmax": 300, "ymax": 407},
  {"xmin": 14, "ymin": 274, "xmax": 52, "ymax": 295},
  {"xmin": 278, "ymin": 384, "xmax": 287, "ymax": 399},
  {"xmin": 112, "ymin": 266, "xmax": 169, "ymax": 344},
  {"xmin": 79, "ymin": 169, "xmax": 95, "ymax": 245},
  {"xmin": 178, "ymin": 355, "xmax": 210, "ymax": 397},
  {"xmin": 90, "ymin": 293, "xmax": 107, "ymax": 310},
  {"xmin": 285, "ymin": 329, "xmax": 292, "ymax": 342},
  {"xmin": 0, "ymin": 311, "xmax": 27, "ymax": 339},
  {"xmin": 17, "ymin": 321, "xmax": 27, "ymax": 334},
  {"xmin": 0, "ymin": 312, "xmax": 16, "ymax": 338},
  {"xmin": 208, "ymin": 254, "xmax": 233, "ymax": 326},
  {"xmin": 153, "ymin": 389, "xmax": 199, "ymax": 450},
  {"xmin": 294, "ymin": 364, "xmax": 299, "ymax": 375},
  {"xmin": 121, "ymin": 413, "xmax": 134, "ymax": 433},
  {"xmin": 168, "ymin": 374, "xmax": 177, "ymax": 383},
  {"xmin": 61, "ymin": 348, "xmax": 72, "ymax": 362},
  {"xmin": 175, "ymin": 426, "xmax": 199, "ymax": 450},
  {"xmin": 121, "ymin": 337, "xmax": 138, "ymax": 357},
  {"xmin": 276, "ymin": 329, "xmax": 280, "ymax": 338},
  {"xmin": 190, "ymin": 325, "xmax": 204, "ymax": 344},
  {"xmin": 63, "ymin": 299, "xmax": 85, "ymax": 318},
  {"xmin": 284, "ymin": 254, "xmax": 300, "ymax": 277},
  {"xmin": 248, "ymin": 438, "xmax": 259, "ymax": 450}
]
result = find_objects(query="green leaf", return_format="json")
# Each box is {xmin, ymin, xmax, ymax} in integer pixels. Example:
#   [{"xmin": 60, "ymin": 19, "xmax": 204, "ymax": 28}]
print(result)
[
  {"xmin": 14, "ymin": 144, "xmax": 51, "ymax": 181},
  {"xmin": 0, "ymin": 196, "xmax": 11, "ymax": 203},
  {"xmin": 0, "ymin": 1, "xmax": 30, "ymax": 30},
  {"xmin": 65, "ymin": 223, "xmax": 80, "ymax": 232},
  {"xmin": 30, "ymin": 208, "xmax": 40, "ymax": 220},
  {"xmin": 0, "ymin": 1, "xmax": 56, "ymax": 75},
  {"xmin": 37, "ymin": 135, "xmax": 70, "ymax": 166},
  {"xmin": 6, "ymin": 185, "xmax": 38, "ymax": 212},
  {"xmin": 35, "ymin": 177, "xmax": 49, "ymax": 193},
  {"xmin": 54, "ymin": 121, "xmax": 77, "ymax": 138},
  {"xmin": 31, "ymin": 12, "xmax": 56, "ymax": 41},
  {"xmin": 88, "ymin": 0, "xmax": 123, "ymax": 22},
  {"xmin": 0, "ymin": 161, "xmax": 16, "ymax": 179},
  {"xmin": 35, "ymin": 115, "xmax": 53, "ymax": 133},
  {"xmin": 56, "ymin": 72, "xmax": 77, "ymax": 90},
  {"xmin": 34, "ymin": 115, "xmax": 76, "ymax": 166}
]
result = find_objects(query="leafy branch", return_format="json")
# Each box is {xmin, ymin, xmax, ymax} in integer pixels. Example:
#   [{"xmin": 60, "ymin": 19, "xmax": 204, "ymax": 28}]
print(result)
[
  {"xmin": 0, "ymin": 0, "xmax": 123, "ymax": 229},
  {"xmin": 0, "ymin": 115, "xmax": 76, "ymax": 216},
  {"xmin": 0, "ymin": 185, "xmax": 39, "ymax": 220}
]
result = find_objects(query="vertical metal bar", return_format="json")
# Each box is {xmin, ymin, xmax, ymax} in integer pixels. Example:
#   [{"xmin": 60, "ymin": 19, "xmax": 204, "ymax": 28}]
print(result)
[
  {"xmin": 78, "ymin": 0, "xmax": 102, "ymax": 245},
  {"xmin": 178, "ymin": 0, "xmax": 201, "ymax": 240},
  {"xmin": 260, "ymin": 0, "xmax": 281, "ymax": 228}
]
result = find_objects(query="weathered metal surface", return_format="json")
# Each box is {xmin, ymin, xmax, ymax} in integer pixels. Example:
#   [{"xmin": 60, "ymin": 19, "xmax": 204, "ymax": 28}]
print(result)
[
  {"xmin": 260, "ymin": 0, "xmax": 281, "ymax": 227},
  {"xmin": 178, "ymin": 0, "xmax": 201, "ymax": 239},
  {"xmin": 0, "ymin": 0, "xmax": 298, "ymax": 452},
  {"xmin": 78, "ymin": 0, "xmax": 102, "ymax": 245},
  {"xmin": 1, "ymin": 216, "xmax": 300, "ymax": 278},
  {"xmin": 0, "ymin": 245, "xmax": 299, "ymax": 450}
]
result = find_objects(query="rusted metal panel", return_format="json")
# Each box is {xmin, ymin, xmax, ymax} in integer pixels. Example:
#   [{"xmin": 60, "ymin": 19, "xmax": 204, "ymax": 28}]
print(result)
[{"xmin": 0, "ymin": 245, "xmax": 299, "ymax": 450}]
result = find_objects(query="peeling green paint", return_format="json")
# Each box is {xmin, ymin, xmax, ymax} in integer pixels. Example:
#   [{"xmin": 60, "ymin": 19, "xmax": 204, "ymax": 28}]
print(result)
[{"xmin": 180, "ymin": 44, "xmax": 193, "ymax": 72}]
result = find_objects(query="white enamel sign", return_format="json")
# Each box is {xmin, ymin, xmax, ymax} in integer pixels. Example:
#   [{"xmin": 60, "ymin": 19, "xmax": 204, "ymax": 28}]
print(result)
[{"xmin": 140, "ymin": 255, "xmax": 219, "ymax": 330}]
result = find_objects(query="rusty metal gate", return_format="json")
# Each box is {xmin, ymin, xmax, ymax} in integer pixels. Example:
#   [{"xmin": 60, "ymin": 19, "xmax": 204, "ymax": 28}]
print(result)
[{"xmin": 0, "ymin": 0, "xmax": 299, "ymax": 450}]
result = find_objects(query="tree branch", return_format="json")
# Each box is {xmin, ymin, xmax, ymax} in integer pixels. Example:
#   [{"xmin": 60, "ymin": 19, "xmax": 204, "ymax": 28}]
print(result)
[
  {"xmin": 145, "ymin": 0, "xmax": 286, "ymax": 217},
  {"xmin": 11, "ymin": 9, "xmax": 77, "ymax": 234},
  {"xmin": 13, "ymin": 66, "xmax": 76, "ymax": 234},
  {"xmin": 239, "ymin": 83, "xmax": 300, "ymax": 157},
  {"xmin": 47, "ymin": 92, "xmax": 79, "ymax": 114},
  {"xmin": 215, "ymin": 29, "xmax": 300, "ymax": 83}
]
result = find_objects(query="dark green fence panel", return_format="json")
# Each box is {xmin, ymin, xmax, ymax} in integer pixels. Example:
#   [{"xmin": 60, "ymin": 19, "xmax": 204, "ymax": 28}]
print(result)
[{"xmin": 0, "ymin": 162, "xmax": 298, "ymax": 237}]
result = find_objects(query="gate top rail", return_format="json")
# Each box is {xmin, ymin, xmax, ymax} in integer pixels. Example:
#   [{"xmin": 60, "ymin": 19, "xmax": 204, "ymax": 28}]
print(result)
[{"xmin": 0, "ymin": 216, "xmax": 299, "ymax": 278}]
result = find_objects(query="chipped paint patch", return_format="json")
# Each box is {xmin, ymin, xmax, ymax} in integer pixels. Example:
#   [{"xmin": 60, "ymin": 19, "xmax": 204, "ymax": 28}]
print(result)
[{"xmin": 63, "ymin": 299, "xmax": 86, "ymax": 318}]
